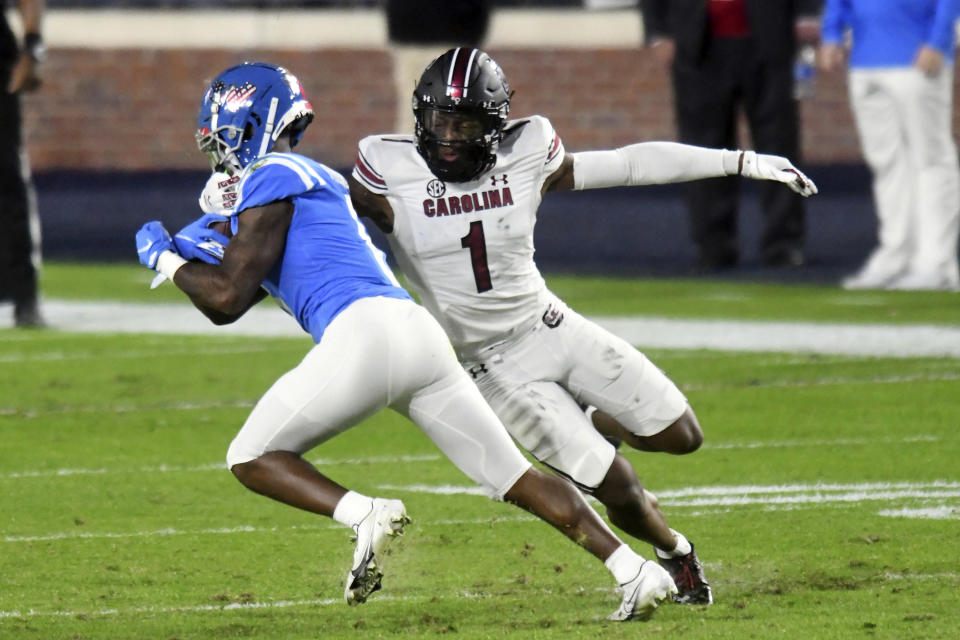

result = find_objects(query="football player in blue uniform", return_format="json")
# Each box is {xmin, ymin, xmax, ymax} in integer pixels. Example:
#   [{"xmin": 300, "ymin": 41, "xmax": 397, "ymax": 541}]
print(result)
[{"xmin": 134, "ymin": 62, "xmax": 677, "ymax": 620}]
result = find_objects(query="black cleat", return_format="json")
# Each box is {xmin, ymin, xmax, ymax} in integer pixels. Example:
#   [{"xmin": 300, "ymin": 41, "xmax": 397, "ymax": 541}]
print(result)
[{"xmin": 657, "ymin": 543, "xmax": 713, "ymax": 605}]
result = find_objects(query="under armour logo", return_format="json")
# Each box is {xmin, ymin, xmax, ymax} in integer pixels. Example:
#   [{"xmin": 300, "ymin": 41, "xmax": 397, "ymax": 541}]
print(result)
[
  {"xmin": 490, "ymin": 174, "xmax": 508, "ymax": 186},
  {"xmin": 542, "ymin": 305, "xmax": 564, "ymax": 329},
  {"xmin": 468, "ymin": 363, "xmax": 488, "ymax": 379},
  {"xmin": 426, "ymin": 178, "xmax": 446, "ymax": 197}
]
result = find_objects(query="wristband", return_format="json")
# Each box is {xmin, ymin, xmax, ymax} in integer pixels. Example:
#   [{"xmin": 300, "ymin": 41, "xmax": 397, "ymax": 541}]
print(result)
[
  {"xmin": 719, "ymin": 149, "xmax": 743, "ymax": 176},
  {"xmin": 156, "ymin": 251, "xmax": 188, "ymax": 282},
  {"xmin": 23, "ymin": 33, "xmax": 46, "ymax": 63}
]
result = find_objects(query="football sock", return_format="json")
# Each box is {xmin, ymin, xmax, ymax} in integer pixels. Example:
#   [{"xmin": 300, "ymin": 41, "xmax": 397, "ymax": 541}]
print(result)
[
  {"xmin": 656, "ymin": 529, "xmax": 692, "ymax": 559},
  {"xmin": 332, "ymin": 491, "xmax": 374, "ymax": 528},
  {"xmin": 605, "ymin": 543, "xmax": 646, "ymax": 585}
]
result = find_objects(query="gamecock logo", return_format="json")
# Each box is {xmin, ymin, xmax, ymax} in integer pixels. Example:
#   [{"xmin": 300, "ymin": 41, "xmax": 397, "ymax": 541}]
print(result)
[{"xmin": 542, "ymin": 304, "xmax": 564, "ymax": 329}]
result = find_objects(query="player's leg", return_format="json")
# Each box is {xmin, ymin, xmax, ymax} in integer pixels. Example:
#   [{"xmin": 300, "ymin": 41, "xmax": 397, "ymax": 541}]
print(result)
[
  {"xmin": 397, "ymin": 304, "xmax": 620, "ymax": 558},
  {"xmin": 550, "ymin": 307, "xmax": 700, "ymax": 456},
  {"xmin": 470, "ymin": 371, "xmax": 703, "ymax": 610},
  {"xmin": 538, "ymin": 305, "xmax": 713, "ymax": 603},
  {"xmin": 593, "ymin": 453, "xmax": 674, "ymax": 549},
  {"xmin": 226, "ymin": 337, "xmax": 386, "ymax": 515},
  {"xmin": 409, "ymin": 373, "xmax": 623, "ymax": 561},
  {"xmin": 399, "ymin": 305, "xmax": 676, "ymax": 620},
  {"xmin": 589, "ymin": 405, "xmax": 702, "ymax": 455},
  {"xmin": 226, "ymin": 297, "xmax": 412, "ymax": 604},
  {"xmin": 407, "ymin": 376, "xmax": 678, "ymax": 621}
]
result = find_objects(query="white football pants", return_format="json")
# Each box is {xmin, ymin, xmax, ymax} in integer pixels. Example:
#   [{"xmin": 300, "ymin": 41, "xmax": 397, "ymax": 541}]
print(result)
[
  {"xmin": 226, "ymin": 296, "xmax": 530, "ymax": 500},
  {"xmin": 849, "ymin": 66, "xmax": 960, "ymax": 285},
  {"xmin": 462, "ymin": 295, "xmax": 689, "ymax": 490}
]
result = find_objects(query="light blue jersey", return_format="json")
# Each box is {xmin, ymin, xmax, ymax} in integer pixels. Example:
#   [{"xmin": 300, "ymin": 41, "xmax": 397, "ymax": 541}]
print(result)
[
  {"xmin": 233, "ymin": 152, "xmax": 410, "ymax": 343},
  {"xmin": 821, "ymin": 0, "xmax": 959, "ymax": 68}
]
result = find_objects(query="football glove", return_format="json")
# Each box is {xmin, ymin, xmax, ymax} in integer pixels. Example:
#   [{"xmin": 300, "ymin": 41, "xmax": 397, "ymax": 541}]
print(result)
[
  {"xmin": 199, "ymin": 171, "xmax": 240, "ymax": 214},
  {"xmin": 738, "ymin": 151, "xmax": 818, "ymax": 197},
  {"xmin": 136, "ymin": 221, "xmax": 175, "ymax": 269},
  {"xmin": 174, "ymin": 213, "xmax": 231, "ymax": 265}
]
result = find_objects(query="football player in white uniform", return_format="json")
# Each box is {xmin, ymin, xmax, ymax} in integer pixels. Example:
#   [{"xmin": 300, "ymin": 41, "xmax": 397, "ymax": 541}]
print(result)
[{"xmin": 346, "ymin": 48, "xmax": 818, "ymax": 606}]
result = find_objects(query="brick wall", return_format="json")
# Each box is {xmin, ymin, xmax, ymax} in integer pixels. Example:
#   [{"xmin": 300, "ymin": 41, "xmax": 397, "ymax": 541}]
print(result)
[{"xmin": 22, "ymin": 46, "xmax": 874, "ymax": 172}]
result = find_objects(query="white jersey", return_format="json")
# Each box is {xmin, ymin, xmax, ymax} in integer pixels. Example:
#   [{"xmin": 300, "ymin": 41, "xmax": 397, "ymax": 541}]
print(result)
[{"xmin": 353, "ymin": 115, "xmax": 565, "ymax": 359}]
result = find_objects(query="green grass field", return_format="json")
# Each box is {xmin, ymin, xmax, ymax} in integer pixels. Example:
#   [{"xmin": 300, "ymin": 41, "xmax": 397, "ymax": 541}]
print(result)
[{"xmin": 2, "ymin": 263, "xmax": 958, "ymax": 639}]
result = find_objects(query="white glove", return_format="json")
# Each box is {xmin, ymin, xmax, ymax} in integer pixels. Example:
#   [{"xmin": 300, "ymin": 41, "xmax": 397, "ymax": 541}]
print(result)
[
  {"xmin": 737, "ymin": 151, "xmax": 818, "ymax": 197},
  {"xmin": 199, "ymin": 171, "xmax": 240, "ymax": 214}
]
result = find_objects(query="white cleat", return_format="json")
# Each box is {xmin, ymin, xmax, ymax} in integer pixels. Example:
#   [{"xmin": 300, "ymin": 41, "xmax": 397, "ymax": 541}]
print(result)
[
  {"xmin": 607, "ymin": 560, "xmax": 678, "ymax": 622},
  {"xmin": 344, "ymin": 498, "xmax": 410, "ymax": 606}
]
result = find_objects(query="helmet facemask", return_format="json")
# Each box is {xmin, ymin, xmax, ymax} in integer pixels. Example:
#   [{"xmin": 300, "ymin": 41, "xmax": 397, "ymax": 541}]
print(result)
[
  {"xmin": 414, "ymin": 105, "xmax": 504, "ymax": 182},
  {"xmin": 196, "ymin": 121, "xmax": 249, "ymax": 175}
]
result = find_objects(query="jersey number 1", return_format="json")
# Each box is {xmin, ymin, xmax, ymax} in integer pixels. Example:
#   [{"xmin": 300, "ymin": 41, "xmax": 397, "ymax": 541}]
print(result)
[{"xmin": 461, "ymin": 220, "xmax": 492, "ymax": 293}]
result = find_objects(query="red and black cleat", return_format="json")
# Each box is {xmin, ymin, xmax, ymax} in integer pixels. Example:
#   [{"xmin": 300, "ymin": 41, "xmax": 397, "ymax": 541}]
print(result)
[{"xmin": 657, "ymin": 543, "xmax": 713, "ymax": 605}]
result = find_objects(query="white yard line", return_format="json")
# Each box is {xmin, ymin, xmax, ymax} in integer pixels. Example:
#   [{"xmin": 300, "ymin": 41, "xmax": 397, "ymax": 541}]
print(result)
[
  {"xmin": 0, "ymin": 438, "xmax": 940, "ymax": 481},
  {"xmin": 878, "ymin": 507, "xmax": 960, "ymax": 520},
  {"xmin": 2, "ymin": 299, "xmax": 959, "ymax": 358},
  {"xmin": 593, "ymin": 315, "xmax": 960, "ymax": 358},
  {"xmin": 378, "ymin": 480, "xmax": 960, "ymax": 500},
  {"xmin": 0, "ymin": 344, "xmax": 284, "ymax": 363},
  {"xmin": 1, "ymin": 453, "xmax": 444, "ymax": 480}
]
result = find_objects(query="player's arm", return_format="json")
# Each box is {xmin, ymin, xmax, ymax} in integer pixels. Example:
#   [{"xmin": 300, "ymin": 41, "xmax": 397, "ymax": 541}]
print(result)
[
  {"xmin": 347, "ymin": 174, "xmax": 395, "ymax": 233},
  {"xmin": 137, "ymin": 201, "xmax": 289, "ymax": 324},
  {"xmin": 173, "ymin": 201, "xmax": 289, "ymax": 323},
  {"xmin": 544, "ymin": 143, "xmax": 817, "ymax": 197}
]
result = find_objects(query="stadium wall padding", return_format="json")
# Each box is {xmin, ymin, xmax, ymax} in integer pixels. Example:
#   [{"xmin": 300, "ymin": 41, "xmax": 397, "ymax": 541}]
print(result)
[
  {"xmin": 38, "ymin": 165, "xmax": 876, "ymax": 280},
  {"xmin": 22, "ymin": 9, "xmax": 913, "ymax": 274}
]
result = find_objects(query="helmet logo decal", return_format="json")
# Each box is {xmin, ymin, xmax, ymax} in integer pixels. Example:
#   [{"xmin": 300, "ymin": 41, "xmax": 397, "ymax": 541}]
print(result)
[
  {"xmin": 221, "ymin": 82, "xmax": 257, "ymax": 113},
  {"xmin": 446, "ymin": 47, "xmax": 479, "ymax": 99},
  {"xmin": 426, "ymin": 179, "xmax": 446, "ymax": 197}
]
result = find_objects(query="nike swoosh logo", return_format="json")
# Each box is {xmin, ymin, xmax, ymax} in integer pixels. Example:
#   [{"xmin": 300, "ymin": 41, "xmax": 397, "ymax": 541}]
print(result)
[{"xmin": 351, "ymin": 546, "xmax": 373, "ymax": 580}]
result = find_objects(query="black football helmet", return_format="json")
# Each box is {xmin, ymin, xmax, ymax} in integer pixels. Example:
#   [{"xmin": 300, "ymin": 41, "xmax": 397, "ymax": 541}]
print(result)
[{"xmin": 413, "ymin": 48, "xmax": 511, "ymax": 182}]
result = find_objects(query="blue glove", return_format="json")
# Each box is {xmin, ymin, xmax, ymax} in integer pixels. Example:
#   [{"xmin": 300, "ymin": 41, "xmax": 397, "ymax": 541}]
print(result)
[
  {"xmin": 136, "ymin": 221, "xmax": 175, "ymax": 269},
  {"xmin": 174, "ymin": 213, "xmax": 231, "ymax": 265}
]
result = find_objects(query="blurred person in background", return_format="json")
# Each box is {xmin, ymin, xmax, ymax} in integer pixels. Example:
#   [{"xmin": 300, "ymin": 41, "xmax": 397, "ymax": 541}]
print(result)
[
  {"xmin": 641, "ymin": 0, "xmax": 821, "ymax": 272},
  {"xmin": 1, "ymin": 0, "xmax": 45, "ymax": 327},
  {"xmin": 820, "ymin": 0, "xmax": 960, "ymax": 291},
  {"xmin": 387, "ymin": 0, "xmax": 490, "ymax": 133}
]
